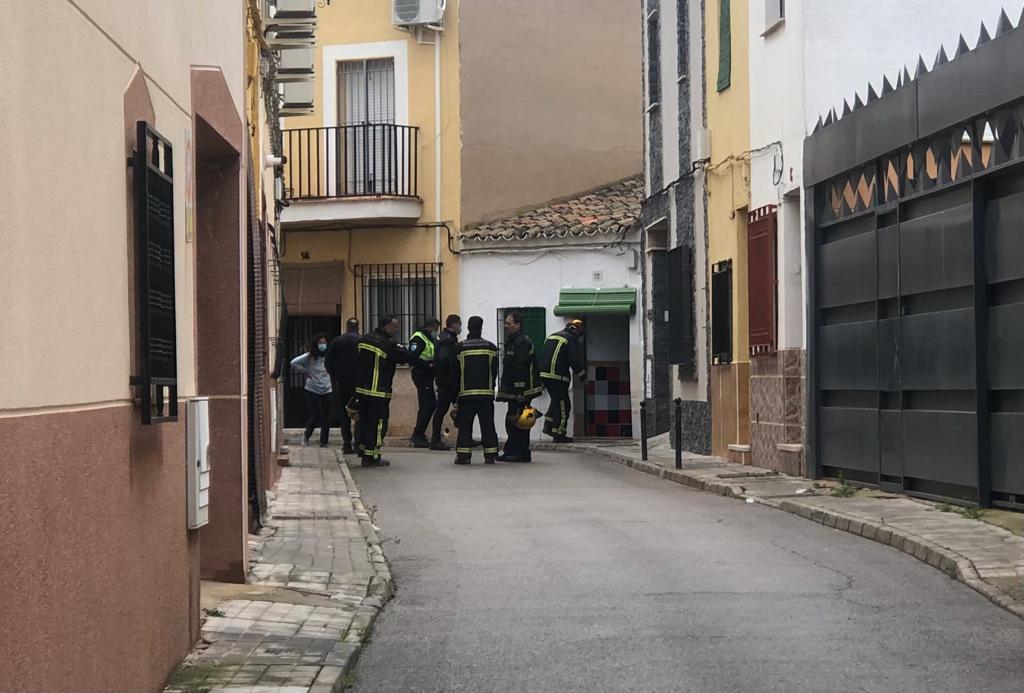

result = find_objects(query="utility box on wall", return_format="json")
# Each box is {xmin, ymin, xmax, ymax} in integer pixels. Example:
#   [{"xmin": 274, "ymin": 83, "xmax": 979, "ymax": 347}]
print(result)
[{"xmin": 186, "ymin": 398, "xmax": 211, "ymax": 529}]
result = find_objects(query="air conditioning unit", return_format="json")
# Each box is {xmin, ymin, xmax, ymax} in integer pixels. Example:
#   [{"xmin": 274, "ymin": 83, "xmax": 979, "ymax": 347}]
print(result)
[
  {"xmin": 281, "ymin": 81, "xmax": 315, "ymax": 116},
  {"xmin": 186, "ymin": 398, "xmax": 211, "ymax": 530},
  {"xmin": 276, "ymin": 47, "xmax": 315, "ymax": 82},
  {"xmin": 392, "ymin": 0, "xmax": 445, "ymax": 28}
]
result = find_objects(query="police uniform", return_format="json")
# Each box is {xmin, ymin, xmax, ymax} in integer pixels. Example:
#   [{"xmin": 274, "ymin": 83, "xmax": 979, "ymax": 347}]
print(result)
[
  {"xmin": 539, "ymin": 326, "xmax": 585, "ymax": 439},
  {"xmin": 408, "ymin": 329, "xmax": 437, "ymax": 444},
  {"xmin": 355, "ymin": 328, "xmax": 410, "ymax": 464},
  {"xmin": 496, "ymin": 329, "xmax": 542, "ymax": 461},
  {"xmin": 453, "ymin": 336, "xmax": 499, "ymax": 463}
]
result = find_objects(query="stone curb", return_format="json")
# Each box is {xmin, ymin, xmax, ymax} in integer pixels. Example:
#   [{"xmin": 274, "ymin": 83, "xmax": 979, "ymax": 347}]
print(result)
[{"xmin": 563, "ymin": 444, "xmax": 1024, "ymax": 623}]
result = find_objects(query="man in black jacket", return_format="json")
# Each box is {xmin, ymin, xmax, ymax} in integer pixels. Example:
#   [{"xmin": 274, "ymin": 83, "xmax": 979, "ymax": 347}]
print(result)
[
  {"xmin": 452, "ymin": 316, "xmax": 499, "ymax": 465},
  {"xmin": 496, "ymin": 312, "xmax": 542, "ymax": 463},
  {"xmin": 408, "ymin": 318, "xmax": 440, "ymax": 448},
  {"xmin": 355, "ymin": 315, "xmax": 410, "ymax": 467},
  {"xmin": 325, "ymin": 317, "xmax": 361, "ymax": 454},
  {"xmin": 539, "ymin": 318, "xmax": 586, "ymax": 443},
  {"xmin": 430, "ymin": 314, "xmax": 462, "ymax": 450}
]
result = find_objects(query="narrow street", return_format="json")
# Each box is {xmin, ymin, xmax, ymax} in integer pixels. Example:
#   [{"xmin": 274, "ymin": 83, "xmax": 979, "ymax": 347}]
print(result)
[{"xmin": 350, "ymin": 450, "xmax": 1024, "ymax": 693}]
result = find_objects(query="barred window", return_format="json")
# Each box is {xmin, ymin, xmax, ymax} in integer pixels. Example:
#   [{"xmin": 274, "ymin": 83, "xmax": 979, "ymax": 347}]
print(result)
[{"xmin": 355, "ymin": 263, "xmax": 442, "ymax": 344}]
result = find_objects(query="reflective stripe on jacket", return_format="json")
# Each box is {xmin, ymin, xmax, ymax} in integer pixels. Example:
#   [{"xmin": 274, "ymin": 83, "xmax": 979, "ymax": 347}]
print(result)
[{"xmin": 454, "ymin": 338, "xmax": 498, "ymax": 398}]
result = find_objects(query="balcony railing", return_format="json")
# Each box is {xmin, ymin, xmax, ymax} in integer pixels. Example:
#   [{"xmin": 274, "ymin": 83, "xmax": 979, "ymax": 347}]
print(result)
[{"xmin": 283, "ymin": 124, "xmax": 419, "ymax": 201}]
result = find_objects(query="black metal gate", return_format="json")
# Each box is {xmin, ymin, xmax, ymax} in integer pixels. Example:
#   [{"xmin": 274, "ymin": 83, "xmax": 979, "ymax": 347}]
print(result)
[
  {"xmin": 805, "ymin": 24, "xmax": 1024, "ymax": 508},
  {"xmin": 284, "ymin": 315, "xmax": 340, "ymax": 428}
]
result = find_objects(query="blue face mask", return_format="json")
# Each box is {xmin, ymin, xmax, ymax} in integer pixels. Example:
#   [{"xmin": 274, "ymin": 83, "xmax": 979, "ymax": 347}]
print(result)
[{"xmin": 317, "ymin": 343, "xmax": 328, "ymax": 354}]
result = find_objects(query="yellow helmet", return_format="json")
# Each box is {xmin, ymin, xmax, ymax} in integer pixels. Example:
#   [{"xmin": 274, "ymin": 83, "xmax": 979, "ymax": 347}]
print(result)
[
  {"xmin": 345, "ymin": 398, "xmax": 360, "ymax": 423},
  {"xmin": 516, "ymin": 406, "xmax": 539, "ymax": 430}
]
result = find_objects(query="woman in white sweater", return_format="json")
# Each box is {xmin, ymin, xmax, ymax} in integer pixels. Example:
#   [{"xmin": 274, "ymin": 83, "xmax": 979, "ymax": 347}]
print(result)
[{"xmin": 290, "ymin": 333, "xmax": 333, "ymax": 447}]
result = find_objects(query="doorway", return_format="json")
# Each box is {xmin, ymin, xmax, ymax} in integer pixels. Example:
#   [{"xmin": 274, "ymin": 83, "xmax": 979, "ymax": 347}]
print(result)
[
  {"xmin": 284, "ymin": 315, "xmax": 340, "ymax": 428},
  {"xmin": 579, "ymin": 314, "xmax": 633, "ymax": 438}
]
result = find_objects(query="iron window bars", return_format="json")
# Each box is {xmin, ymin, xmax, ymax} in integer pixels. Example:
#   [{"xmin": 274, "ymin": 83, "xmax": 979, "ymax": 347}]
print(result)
[{"xmin": 354, "ymin": 263, "xmax": 442, "ymax": 345}]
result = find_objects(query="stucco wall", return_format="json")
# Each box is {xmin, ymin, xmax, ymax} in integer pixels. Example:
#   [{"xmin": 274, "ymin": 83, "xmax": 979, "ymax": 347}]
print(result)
[
  {"xmin": 1, "ymin": 1, "xmax": 244, "ymax": 690},
  {"xmin": 459, "ymin": 242, "xmax": 644, "ymax": 440},
  {"xmin": 459, "ymin": 0, "xmax": 643, "ymax": 225}
]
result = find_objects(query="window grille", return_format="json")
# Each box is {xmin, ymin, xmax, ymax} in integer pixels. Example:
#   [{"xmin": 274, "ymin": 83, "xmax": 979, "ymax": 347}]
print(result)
[{"xmin": 355, "ymin": 263, "xmax": 442, "ymax": 344}]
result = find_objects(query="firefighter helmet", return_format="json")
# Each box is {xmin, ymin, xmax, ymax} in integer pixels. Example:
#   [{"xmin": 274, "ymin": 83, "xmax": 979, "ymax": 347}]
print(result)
[
  {"xmin": 345, "ymin": 397, "xmax": 360, "ymax": 423},
  {"xmin": 516, "ymin": 406, "xmax": 539, "ymax": 430}
]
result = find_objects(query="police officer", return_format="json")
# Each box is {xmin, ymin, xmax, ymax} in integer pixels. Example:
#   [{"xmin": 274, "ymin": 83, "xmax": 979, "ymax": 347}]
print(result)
[
  {"xmin": 408, "ymin": 318, "xmax": 440, "ymax": 448},
  {"xmin": 430, "ymin": 314, "xmax": 462, "ymax": 450},
  {"xmin": 355, "ymin": 315, "xmax": 410, "ymax": 467},
  {"xmin": 452, "ymin": 316, "xmax": 499, "ymax": 465},
  {"xmin": 496, "ymin": 311, "xmax": 542, "ymax": 463},
  {"xmin": 540, "ymin": 318, "xmax": 586, "ymax": 443},
  {"xmin": 325, "ymin": 317, "xmax": 361, "ymax": 455}
]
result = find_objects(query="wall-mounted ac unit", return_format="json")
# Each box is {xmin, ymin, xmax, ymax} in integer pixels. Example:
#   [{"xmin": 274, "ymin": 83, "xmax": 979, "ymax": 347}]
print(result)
[
  {"xmin": 186, "ymin": 398, "xmax": 211, "ymax": 530},
  {"xmin": 392, "ymin": 0, "xmax": 445, "ymax": 28},
  {"xmin": 276, "ymin": 47, "xmax": 315, "ymax": 82},
  {"xmin": 281, "ymin": 81, "xmax": 315, "ymax": 117}
]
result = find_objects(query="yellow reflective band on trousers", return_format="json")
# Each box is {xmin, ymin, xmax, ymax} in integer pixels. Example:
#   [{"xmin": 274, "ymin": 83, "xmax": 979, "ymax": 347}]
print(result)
[{"xmin": 412, "ymin": 331, "xmax": 435, "ymax": 361}]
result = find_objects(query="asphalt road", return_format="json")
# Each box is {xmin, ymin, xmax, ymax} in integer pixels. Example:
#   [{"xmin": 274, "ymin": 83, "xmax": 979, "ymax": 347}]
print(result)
[{"xmin": 350, "ymin": 450, "xmax": 1024, "ymax": 693}]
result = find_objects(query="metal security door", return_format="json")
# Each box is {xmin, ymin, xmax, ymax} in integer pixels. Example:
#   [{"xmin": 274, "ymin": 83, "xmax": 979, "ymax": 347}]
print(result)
[{"xmin": 804, "ymin": 25, "xmax": 1024, "ymax": 508}]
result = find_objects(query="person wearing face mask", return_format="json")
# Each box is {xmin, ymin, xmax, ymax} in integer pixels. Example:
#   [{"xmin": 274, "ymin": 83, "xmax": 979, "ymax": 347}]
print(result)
[
  {"xmin": 430, "ymin": 314, "xmax": 463, "ymax": 450},
  {"xmin": 290, "ymin": 332, "xmax": 333, "ymax": 447},
  {"xmin": 408, "ymin": 317, "xmax": 441, "ymax": 448}
]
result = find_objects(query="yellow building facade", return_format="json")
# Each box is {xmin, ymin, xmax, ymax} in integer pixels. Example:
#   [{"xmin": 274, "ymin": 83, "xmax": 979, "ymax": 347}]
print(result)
[{"xmin": 705, "ymin": 0, "xmax": 752, "ymax": 460}]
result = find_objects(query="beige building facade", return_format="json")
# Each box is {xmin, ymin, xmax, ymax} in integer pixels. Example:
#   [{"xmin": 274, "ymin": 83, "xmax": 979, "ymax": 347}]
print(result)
[
  {"xmin": 0, "ymin": 1, "xmax": 273, "ymax": 690},
  {"xmin": 278, "ymin": 0, "xmax": 642, "ymax": 434}
]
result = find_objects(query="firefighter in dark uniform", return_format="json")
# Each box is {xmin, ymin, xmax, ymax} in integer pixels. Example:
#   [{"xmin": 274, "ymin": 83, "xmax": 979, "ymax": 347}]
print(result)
[
  {"xmin": 452, "ymin": 316, "xmax": 499, "ymax": 465},
  {"xmin": 325, "ymin": 317, "xmax": 361, "ymax": 455},
  {"xmin": 430, "ymin": 314, "xmax": 462, "ymax": 450},
  {"xmin": 540, "ymin": 318, "xmax": 586, "ymax": 443},
  {"xmin": 408, "ymin": 318, "xmax": 440, "ymax": 448},
  {"xmin": 496, "ymin": 311, "xmax": 543, "ymax": 463},
  {"xmin": 355, "ymin": 315, "xmax": 410, "ymax": 467}
]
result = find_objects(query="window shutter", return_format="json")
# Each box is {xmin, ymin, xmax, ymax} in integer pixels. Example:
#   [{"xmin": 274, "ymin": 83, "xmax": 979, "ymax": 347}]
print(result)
[
  {"xmin": 747, "ymin": 205, "xmax": 778, "ymax": 356},
  {"xmin": 668, "ymin": 245, "xmax": 695, "ymax": 376},
  {"xmin": 133, "ymin": 121, "xmax": 178, "ymax": 424},
  {"xmin": 717, "ymin": 0, "xmax": 732, "ymax": 92}
]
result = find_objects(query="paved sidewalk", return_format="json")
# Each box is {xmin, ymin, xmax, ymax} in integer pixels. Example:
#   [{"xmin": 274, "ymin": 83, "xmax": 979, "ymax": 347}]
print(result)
[
  {"xmin": 539, "ymin": 439, "xmax": 1024, "ymax": 621},
  {"xmin": 165, "ymin": 447, "xmax": 391, "ymax": 693}
]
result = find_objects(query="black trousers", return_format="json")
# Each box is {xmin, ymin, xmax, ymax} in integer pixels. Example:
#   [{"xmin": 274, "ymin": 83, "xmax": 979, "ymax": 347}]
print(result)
[
  {"xmin": 357, "ymin": 396, "xmax": 390, "ymax": 460},
  {"xmin": 334, "ymin": 382, "xmax": 358, "ymax": 447},
  {"xmin": 456, "ymin": 398, "xmax": 499, "ymax": 461},
  {"xmin": 412, "ymin": 370, "xmax": 437, "ymax": 439},
  {"xmin": 304, "ymin": 390, "xmax": 332, "ymax": 446},
  {"xmin": 542, "ymin": 379, "xmax": 571, "ymax": 436},
  {"xmin": 432, "ymin": 388, "xmax": 456, "ymax": 442},
  {"xmin": 502, "ymin": 402, "xmax": 531, "ymax": 460}
]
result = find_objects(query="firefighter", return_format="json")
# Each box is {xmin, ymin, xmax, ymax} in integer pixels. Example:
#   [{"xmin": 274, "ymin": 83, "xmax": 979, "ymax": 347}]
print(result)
[
  {"xmin": 496, "ymin": 311, "xmax": 543, "ymax": 463},
  {"xmin": 325, "ymin": 317, "xmax": 361, "ymax": 455},
  {"xmin": 355, "ymin": 314, "xmax": 410, "ymax": 467},
  {"xmin": 430, "ymin": 314, "xmax": 462, "ymax": 450},
  {"xmin": 408, "ymin": 318, "xmax": 440, "ymax": 448},
  {"xmin": 452, "ymin": 316, "xmax": 499, "ymax": 465},
  {"xmin": 540, "ymin": 318, "xmax": 586, "ymax": 443}
]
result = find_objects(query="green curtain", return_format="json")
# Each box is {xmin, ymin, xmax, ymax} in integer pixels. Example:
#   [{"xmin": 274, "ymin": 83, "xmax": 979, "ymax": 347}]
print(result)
[{"xmin": 717, "ymin": 0, "xmax": 731, "ymax": 92}]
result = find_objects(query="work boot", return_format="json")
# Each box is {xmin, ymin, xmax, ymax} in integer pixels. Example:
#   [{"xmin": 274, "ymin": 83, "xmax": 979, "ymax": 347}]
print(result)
[
  {"xmin": 454, "ymin": 457, "xmax": 471, "ymax": 465},
  {"xmin": 342, "ymin": 444, "xmax": 355, "ymax": 455},
  {"xmin": 495, "ymin": 452, "xmax": 514, "ymax": 462},
  {"xmin": 430, "ymin": 440, "xmax": 451, "ymax": 451},
  {"xmin": 484, "ymin": 456, "xmax": 496, "ymax": 465},
  {"xmin": 410, "ymin": 435, "xmax": 431, "ymax": 449},
  {"xmin": 361, "ymin": 456, "xmax": 391, "ymax": 467},
  {"xmin": 550, "ymin": 434, "xmax": 574, "ymax": 444}
]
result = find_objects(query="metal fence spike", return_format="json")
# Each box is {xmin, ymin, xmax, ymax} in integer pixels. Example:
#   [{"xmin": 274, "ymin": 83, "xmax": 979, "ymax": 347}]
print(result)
[
  {"xmin": 842, "ymin": 99, "xmax": 852, "ymax": 116},
  {"xmin": 978, "ymin": 21, "xmax": 992, "ymax": 46},
  {"xmin": 955, "ymin": 34, "xmax": 971, "ymax": 57},
  {"xmin": 1020, "ymin": 5, "xmax": 1024, "ymax": 29},
  {"xmin": 934, "ymin": 45, "xmax": 949, "ymax": 68},
  {"xmin": 854, "ymin": 92, "xmax": 865, "ymax": 110},
  {"xmin": 996, "ymin": 8, "xmax": 1013, "ymax": 35},
  {"xmin": 824, "ymin": 109, "xmax": 835, "ymax": 127},
  {"xmin": 813, "ymin": 115, "xmax": 823, "ymax": 133},
  {"xmin": 915, "ymin": 55, "xmax": 929, "ymax": 79},
  {"xmin": 882, "ymin": 75, "xmax": 894, "ymax": 95},
  {"xmin": 902, "ymin": 66, "xmax": 912, "ymax": 84},
  {"xmin": 867, "ymin": 82, "xmax": 879, "ymax": 102}
]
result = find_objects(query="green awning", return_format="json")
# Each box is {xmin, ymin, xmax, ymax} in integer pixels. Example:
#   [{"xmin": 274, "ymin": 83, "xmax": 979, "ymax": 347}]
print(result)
[{"xmin": 553, "ymin": 288, "xmax": 637, "ymax": 316}]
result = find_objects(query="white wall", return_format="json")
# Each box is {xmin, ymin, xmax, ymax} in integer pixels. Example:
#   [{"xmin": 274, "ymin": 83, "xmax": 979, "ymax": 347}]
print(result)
[{"xmin": 459, "ymin": 243, "xmax": 644, "ymax": 440}]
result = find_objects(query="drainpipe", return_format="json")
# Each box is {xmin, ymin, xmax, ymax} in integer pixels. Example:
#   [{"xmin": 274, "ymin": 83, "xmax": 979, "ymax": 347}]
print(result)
[{"xmin": 434, "ymin": 29, "xmax": 443, "ymax": 263}]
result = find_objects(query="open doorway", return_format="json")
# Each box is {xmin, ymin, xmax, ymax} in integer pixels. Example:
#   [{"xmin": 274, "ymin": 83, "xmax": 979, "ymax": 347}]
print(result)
[
  {"xmin": 579, "ymin": 314, "xmax": 633, "ymax": 438},
  {"xmin": 283, "ymin": 315, "xmax": 340, "ymax": 428}
]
